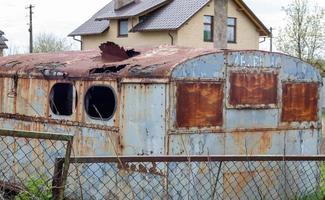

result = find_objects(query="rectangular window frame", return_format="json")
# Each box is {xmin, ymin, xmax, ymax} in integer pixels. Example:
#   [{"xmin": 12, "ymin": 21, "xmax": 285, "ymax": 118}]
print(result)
[
  {"xmin": 203, "ymin": 15, "xmax": 214, "ymax": 42},
  {"xmin": 227, "ymin": 17, "xmax": 237, "ymax": 43},
  {"xmin": 175, "ymin": 81, "xmax": 224, "ymax": 129},
  {"xmin": 118, "ymin": 19, "xmax": 129, "ymax": 37},
  {"xmin": 226, "ymin": 69, "xmax": 279, "ymax": 109},
  {"xmin": 281, "ymin": 82, "xmax": 319, "ymax": 122}
]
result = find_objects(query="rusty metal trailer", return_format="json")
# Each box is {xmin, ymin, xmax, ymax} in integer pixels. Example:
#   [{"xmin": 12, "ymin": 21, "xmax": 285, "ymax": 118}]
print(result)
[{"xmin": 0, "ymin": 44, "xmax": 322, "ymax": 199}]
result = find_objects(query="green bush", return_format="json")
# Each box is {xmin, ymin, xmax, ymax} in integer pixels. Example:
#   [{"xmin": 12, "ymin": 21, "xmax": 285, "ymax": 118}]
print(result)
[{"xmin": 15, "ymin": 176, "xmax": 52, "ymax": 200}]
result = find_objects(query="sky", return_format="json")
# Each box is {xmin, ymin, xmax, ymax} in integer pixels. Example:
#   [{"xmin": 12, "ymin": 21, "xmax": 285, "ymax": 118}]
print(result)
[{"xmin": 0, "ymin": 0, "xmax": 324, "ymax": 54}]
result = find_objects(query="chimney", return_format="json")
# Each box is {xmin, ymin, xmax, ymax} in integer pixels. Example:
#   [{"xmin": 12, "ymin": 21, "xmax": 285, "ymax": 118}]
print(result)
[
  {"xmin": 114, "ymin": 0, "xmax": 135, "ymax": 10},
  {"xmin": 214, "ymin": 0, "xmax": 228, "ymax": 49}
]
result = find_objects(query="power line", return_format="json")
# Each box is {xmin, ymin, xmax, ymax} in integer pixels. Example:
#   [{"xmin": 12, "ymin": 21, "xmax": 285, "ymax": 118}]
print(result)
[{"xmin": 26, "ymin": 4, "xmax": 35, "ymax": 53}]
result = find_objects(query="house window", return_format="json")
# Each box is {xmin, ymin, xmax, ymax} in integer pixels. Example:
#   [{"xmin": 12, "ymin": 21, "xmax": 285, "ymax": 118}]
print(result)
[
  {"xmin": 203, "ymin": 16, "xmax": 213, "ymax": 42},
  {"xmin": 227, "ymin": 17, "xmax": 237, "ymax": 43},
  {"xmin": 50, "ymin": 83, "xmax": 76, "ymax": 116},
  {"xmin": 176, "ymin": 82, "xmax": 223, "ymax": 128},
  {"xmin": 118, "ymin": 19, "xmax": 128, "ymax": 37},
  {"xmin": 84, "ymin": 86, "xmax": 116, "ymax": 120}
]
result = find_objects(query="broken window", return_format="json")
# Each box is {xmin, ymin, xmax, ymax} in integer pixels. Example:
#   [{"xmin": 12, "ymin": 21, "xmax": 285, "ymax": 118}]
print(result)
[
  {"xmin": 229, "ymin": 72, "xmax": 278, "ymax": 107},
  {"xmin": 85, "ymin": 86, "xmax": 116, "ymax": 120},
  {"xmin": 281, "ymin": 83, "xmax": 318, "ymax": 122},
  {"xmin": 50, "ymin": 83, "xmax": 76, "ymax": 116},
  {"xmin": 176, "ymin": 82, "xmax": 223, "ymax": 128}
]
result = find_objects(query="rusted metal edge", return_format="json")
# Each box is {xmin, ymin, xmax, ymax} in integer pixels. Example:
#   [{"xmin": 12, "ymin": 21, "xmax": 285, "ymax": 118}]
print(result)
[
  {"xmin": 0, "ymin": 129, "xmax": 73, "ymax": 141},
  {"xmin": 172, "ymin": 78, "xmax": 225, "ymax": 82},
  {"xmin": 121, "ymin": 78, "xmax": 169, "ymax": 84},
  {"xmin": 0, "ymin": 73, "xmax": 119, "ymax": 81},
  {"xmin": 168, "ymin": 127, "xmax": 321, "ymax": 135},
  {"xmin": 58, "ymin": 140, "xmax": 73, "ymax": 200},
  {"xmin": 61, "ymin": 155, "xmax": 325, "ymax": 163},
  {"xmin": 0, "ymin": 113, "xmax": 119, "ymax": 132}
]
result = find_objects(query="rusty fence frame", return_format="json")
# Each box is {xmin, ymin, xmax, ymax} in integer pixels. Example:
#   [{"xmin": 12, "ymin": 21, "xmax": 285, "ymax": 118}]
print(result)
[
  {"xmin": 56, "ymin": 155, "xmax": 325, "ymax": 199},
  {"xmin": 0, "ymin": 129, "xmax": 73, "ymax": 200},
  {"xmin": 59, "ymin": 155, "xmax": 325, "ymax": 163}
]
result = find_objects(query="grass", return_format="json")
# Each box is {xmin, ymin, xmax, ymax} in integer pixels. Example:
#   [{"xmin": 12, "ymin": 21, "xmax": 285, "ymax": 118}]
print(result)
[{"xmin": 294, "ymin": 114, "xmax": 325, "ymax": 199}]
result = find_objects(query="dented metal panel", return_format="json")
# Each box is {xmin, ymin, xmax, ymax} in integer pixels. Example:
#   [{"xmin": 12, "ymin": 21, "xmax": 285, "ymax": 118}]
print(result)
[
  {"xmin": 229, "ymin": 72, "xmax": 278, "ymax": 106},
  {"xmin": 176, "ymin": 82, "xmax": 223, "ymax": 128},
  {"xmin": 171, "ymin": 53, "xmax": 225, "ymax": 80},
  {"xmin": 282, "ymin": 83, "xmax": 318, "ymax": 122},
  {"xmin": 120, "ymin": 83, "xmax": 166, "ymax": 155}
]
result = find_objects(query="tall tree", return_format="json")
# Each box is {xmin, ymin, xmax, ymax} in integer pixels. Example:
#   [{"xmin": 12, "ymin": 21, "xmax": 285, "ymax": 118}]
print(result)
[
  {"xmin": 33, "ymin": 33, "xmax": 71, "ymax": 53},
  {"xmin": 276, "ymin": 0, "xmax": 324, "ymax": 64}
]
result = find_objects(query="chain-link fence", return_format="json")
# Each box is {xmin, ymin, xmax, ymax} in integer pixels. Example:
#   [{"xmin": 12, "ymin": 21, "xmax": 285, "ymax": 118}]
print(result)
[
  {"xmin": 1, "ymin": 129, "xmax": 325, "ymax": 200},
  {"xmin": 58, "ymin": 156, "xmax": 325, "ymax": 200},
  {"xmin": 0, "ymin": 129, "xmax": 73, "ymax": 200}
]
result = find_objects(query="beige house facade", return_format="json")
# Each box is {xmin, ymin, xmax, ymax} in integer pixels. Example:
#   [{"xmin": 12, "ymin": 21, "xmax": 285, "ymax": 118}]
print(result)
[{"xmin": 70, "ymin": 0, "xmax": 270, "ymax": 50}]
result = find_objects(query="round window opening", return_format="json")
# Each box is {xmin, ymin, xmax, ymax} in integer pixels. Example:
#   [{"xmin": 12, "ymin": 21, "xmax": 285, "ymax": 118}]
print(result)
[
  {"xmin": 84, "ymin": 86, "xmax": 116, "ymax": 120},
  {"xmin": 50, "ymin": 83, "xmax": 77, "ymax": 116}
]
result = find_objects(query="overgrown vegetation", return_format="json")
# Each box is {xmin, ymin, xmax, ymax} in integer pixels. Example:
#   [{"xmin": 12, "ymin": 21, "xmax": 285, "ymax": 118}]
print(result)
[
  {"xmin": 15, "ymin": 176, "xmax": 52, "ymax": 200},
  {"xmin": 277, "ymin": 0, "xmax": 324, "ymax": 65},
  {"xmin": 294, "ymin": 162, "xmax": 325, "ymax": 200}
]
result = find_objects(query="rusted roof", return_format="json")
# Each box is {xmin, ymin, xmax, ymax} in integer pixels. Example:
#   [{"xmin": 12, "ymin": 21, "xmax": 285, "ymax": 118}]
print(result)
[{"xmin": 0, "ymin": 46, "xmax": 217, "ymax": 79}]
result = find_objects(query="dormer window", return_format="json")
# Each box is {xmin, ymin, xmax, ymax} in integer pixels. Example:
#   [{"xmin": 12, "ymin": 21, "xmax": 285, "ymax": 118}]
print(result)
[
  {"xmin": 118, "ymin": 19, "xmax": 128, "ymax": 37},
  {"xmin": 139, "ymin": 15, "xmax": 148, "ymax": 23}
]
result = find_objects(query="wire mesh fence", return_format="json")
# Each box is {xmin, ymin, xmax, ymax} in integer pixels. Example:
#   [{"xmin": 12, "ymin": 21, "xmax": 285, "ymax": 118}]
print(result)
[
  {"xmin": 60, "ymin": 156, "xmax": 325, "ymax": 200},
  {"xmin": 0, "ymin": 129, "xmax": 73, "ymax": 200},
  {"xmin": 1, "ymin": 129, "xmax": 325, "ymax": 200}
]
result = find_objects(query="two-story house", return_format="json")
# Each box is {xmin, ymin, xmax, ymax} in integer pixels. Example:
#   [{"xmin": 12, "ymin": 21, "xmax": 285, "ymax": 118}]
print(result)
[
  {"xmin": 69, "ymin": 0, "xmax": 270, "ymax": 50},
  {"xmin": 0, "ymin": 30, "xmax": 8, "ymax": 56}
]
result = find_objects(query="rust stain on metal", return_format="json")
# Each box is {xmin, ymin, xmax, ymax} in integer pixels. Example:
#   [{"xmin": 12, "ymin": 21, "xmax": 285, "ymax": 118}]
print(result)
[
  {"xmin": 224, "ymin": 169, "xmax": 280, "ymax": 199},
  {"xmin": 282, "ymin": 83, "xmax": 318, "ymax": 122},
  {"xmin": 229, "ymin": 72, "xmax": 278, "ymax": 106},
  {"xmin": 176, "ymin": 82, "xmax": 223, "ymax": 128},
  {"xmin": 99, "ymin": 42, "xmax": 140, "ymax": 62},
  {"xmin": 0, "ymin": 45, "xmax": 217, "ymax": 79},
  {"xmin": 232, "ymin": 132, "xmax": 272, "ymax": 154},
  {"xmin": 0, "ymin": 113, "xmax": 119, "ymax": 131},
  {"xmin": 119, "ymin": 162, "xmax": 165, "ymax": 176},
  {"xmin": 224, "ymin": 171, "xmax": 256, "ymax": 197},
  {"xmin": 258, "ymin": 133, "xmax": 272, "ymax": 154}
]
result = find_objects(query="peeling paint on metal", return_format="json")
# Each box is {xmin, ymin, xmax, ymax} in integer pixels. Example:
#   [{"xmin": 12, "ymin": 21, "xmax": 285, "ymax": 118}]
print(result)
[
  {"xmin": 282, "ymin": 83, "xmax": 318, "ymax": 122},
  {"xmin": 0, "ymin": 47, "xmax": 322, "ymax": 199},
  {"xmin": 229, "ymin": 72, "xmax": 278, "ymax": 106},
  {"xmin": 176, "ymin": 82, "xmax": 223, "ymax": 128}
]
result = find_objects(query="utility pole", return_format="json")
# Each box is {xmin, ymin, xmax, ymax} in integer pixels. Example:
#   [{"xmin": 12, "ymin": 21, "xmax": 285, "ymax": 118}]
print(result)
[
  {"xmin": 270, "ymin": 27, "xmax": 273, "ymax": 52},
  {"xmin": 26, "ymin": 4, "xmax": 34, "ymax": 53}
]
